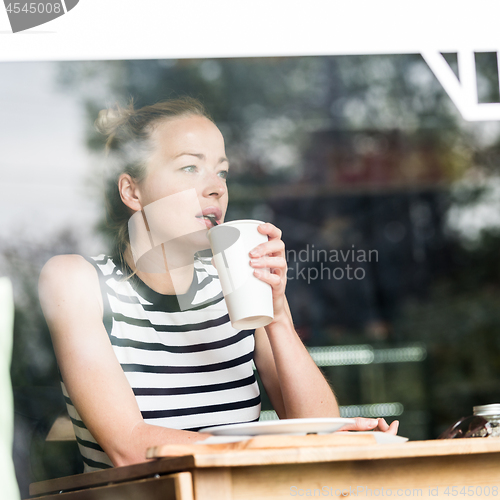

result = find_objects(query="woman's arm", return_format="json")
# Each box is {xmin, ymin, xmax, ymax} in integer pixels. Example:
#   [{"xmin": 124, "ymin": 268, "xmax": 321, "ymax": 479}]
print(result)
[
  {"xmin": 39, "ymin": 255, "xmax": 209, "ymax": 467},
  {"xmin": 253, "ymin": 306, "xmax": 398, "ymax": 432},
  {"xmin": 253, "ymin": 302, "xmax": 339, "ymax": 419},
  {"xmin": 251, "ymin": 223, "xmax": 399, "ymax": 434}
]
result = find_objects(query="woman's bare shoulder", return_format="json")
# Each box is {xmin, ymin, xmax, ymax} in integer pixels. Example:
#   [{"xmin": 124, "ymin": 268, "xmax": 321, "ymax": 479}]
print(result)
[
  {"xmin": 40, "ymin": 254, "xmax": 97, "ymax": 282},
  {"xmin": 39, "ymin": 255, "xmax": 101, "ymax": 310}
]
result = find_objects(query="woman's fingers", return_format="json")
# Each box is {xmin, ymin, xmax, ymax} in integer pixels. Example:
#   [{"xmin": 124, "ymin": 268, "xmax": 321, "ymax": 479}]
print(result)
[
  {"xmin": 340, "ymin": 417, "xmax": 379, "ymax": 431},
  {"xmin": 250, "ymin": 239, "xmax": 285, "ymax": 258},
  {"xmin": 386, "ymin": 419, "xmax": 400, "ymax": 435},
  {"xmin": 250, "ymin": 256, "xmax": 287, "ymax": 270},
  {"xmin": 250, "ymin": 223, "xmax": 288, "ymax": 316},
  {"xmin": 257, "ymin": 222, "xmax": 282, "ymax": 240},
  {"xmin": 250, "ymin": 223, "xmax": 284, "ymax": 256},
  {"xmin": 340, "ymin": 417, "xmax": 399, "ymax": 434},
  {"xmin": 253, "ymin": 268, "xmax": 282, "ymax": 287},
  {"xmin": 372, "ymin": 418, "xmax": 399, "ymax": 435},
  {"xmin": 376, "ymin": 418, "xmax": 390, "ymax": 432},
  {"xmin": 249, "ymin": 223, "xmax": 287, "ymax": 291}
]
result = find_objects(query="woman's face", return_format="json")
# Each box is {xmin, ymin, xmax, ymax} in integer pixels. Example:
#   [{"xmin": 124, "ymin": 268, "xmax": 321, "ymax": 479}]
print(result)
[{"xmin": 134, "ymin": 114, "xmax": 229, "ymax": 251}]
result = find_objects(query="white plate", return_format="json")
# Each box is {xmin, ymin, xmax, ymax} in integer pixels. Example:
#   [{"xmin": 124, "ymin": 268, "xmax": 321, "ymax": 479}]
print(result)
[
  {"xmin": 200, "ymin": 418, "xmax": 355, "ymax": 436},
  {"xmin": 199, "ymin": 431, "xmax": 408, "ymax": 445}
]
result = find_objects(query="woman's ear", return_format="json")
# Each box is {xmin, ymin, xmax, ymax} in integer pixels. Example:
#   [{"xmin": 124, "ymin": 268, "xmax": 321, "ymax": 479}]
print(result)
[{"xmin": 118, "ymin": 174, "xmax": 142, "ymax": 212}]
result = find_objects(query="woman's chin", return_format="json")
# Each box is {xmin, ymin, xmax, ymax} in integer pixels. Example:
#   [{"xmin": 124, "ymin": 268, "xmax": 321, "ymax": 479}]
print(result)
[
  {"xmin": 192, "ymin": 233, "xmax": 211, "ymax": 252},
  {"xmin": 171, "ymin": 231, "xmax": 211, "ymax": 254}
]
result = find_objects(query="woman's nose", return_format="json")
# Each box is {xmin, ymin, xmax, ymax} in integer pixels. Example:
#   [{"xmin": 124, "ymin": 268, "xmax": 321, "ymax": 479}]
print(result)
[{"xmin": 202, "ymin": 173, "xmax": 227, "ymax": 198}]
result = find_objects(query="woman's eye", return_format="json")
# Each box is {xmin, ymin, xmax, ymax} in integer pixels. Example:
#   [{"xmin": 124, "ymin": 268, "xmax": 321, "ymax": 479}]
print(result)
[
  {"xmin": 218, "ymin": 170, "xmax": 229, "ymax": 179},
  {"xmin": 182, "ymin": 165, "xmax": 197, "ymax": 173}
]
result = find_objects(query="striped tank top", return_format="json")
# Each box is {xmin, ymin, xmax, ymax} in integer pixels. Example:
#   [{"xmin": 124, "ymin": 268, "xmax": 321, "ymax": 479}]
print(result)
[{"xmin": 61, "ymin": 254, "xmax": 261, "ymax": 472}]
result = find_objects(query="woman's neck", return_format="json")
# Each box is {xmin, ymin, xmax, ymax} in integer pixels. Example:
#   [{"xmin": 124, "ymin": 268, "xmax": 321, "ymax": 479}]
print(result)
[{"xmin": 123, "ymin": 246, "xmax": 195, "ymax": 295}]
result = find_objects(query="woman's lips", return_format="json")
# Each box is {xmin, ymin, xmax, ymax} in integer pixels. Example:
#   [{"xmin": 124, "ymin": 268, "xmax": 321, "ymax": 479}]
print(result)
[
  {"xmin": 196, "ymin": 216, "xmax": 218, "ymax": 228},
  {"xmin": 195, "ymin": 207, "xmax": 222, "ymax": 228}
]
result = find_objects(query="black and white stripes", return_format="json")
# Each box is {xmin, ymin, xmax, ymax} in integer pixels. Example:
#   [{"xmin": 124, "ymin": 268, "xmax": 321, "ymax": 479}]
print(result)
[{"xmin": 61, "ymin": 254, "xmax": 261, "ymax": 472}]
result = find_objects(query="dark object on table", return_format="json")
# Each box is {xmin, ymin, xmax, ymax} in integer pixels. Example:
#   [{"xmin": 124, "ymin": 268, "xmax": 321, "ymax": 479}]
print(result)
[
  {"xmin": 439, "ymin": 403, "xmax": 500, "ymax": 439},
  {"xmin": 438, "ymin": 415, "xmax": 489, "ymax": 439}
]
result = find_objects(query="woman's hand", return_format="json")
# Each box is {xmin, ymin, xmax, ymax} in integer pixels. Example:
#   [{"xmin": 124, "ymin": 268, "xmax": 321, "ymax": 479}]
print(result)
[
  {"xmin": 249, "ymin": 222, "xmax": 288, "ymax": 321},
  {"xmin": 340, "ymin": 417, "xmax": 399, "ymax": 435}
]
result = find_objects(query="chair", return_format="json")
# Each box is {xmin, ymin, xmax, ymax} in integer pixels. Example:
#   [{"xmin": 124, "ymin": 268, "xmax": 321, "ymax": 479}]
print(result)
[{"xmin": 0, "ymin": 277, "xmax": 21, "ymax": 500}]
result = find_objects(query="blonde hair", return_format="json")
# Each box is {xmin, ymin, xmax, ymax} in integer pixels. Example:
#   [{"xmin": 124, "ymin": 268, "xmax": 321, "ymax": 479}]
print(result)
[{"xmin": 95, "ymin": 97, "xmax": 212, "ymax": 261}]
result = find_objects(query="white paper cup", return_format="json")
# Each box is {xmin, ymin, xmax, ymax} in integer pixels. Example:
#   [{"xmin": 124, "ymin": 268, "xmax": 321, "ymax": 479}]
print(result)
[{"xmin": 208, "ymin": 220, "xmax": 274, "ymax": 329}]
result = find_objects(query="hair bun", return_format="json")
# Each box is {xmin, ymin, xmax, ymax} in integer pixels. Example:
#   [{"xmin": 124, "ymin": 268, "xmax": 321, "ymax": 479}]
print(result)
[{"xmin": 95, "ymin": 103, "xmax": 134, "ymax": 138}]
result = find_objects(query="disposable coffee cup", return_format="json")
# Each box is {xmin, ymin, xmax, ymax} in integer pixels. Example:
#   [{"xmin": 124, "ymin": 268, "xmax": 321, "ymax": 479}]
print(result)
[{"xmin": 208, "ymin": 220, "xmax": 274, "ymax": 329}]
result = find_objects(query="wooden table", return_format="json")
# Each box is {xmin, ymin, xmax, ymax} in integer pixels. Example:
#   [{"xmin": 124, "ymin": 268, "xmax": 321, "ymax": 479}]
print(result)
[{"xmin": 29, "ymin": 438, "xmax": 500, "ymax": 500}]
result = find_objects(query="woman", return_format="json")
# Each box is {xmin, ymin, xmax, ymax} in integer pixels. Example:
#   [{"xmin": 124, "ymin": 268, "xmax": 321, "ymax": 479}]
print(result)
[{"xmin": 39, "ymin": 97, "xmax": 398, "ymax": 472}]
